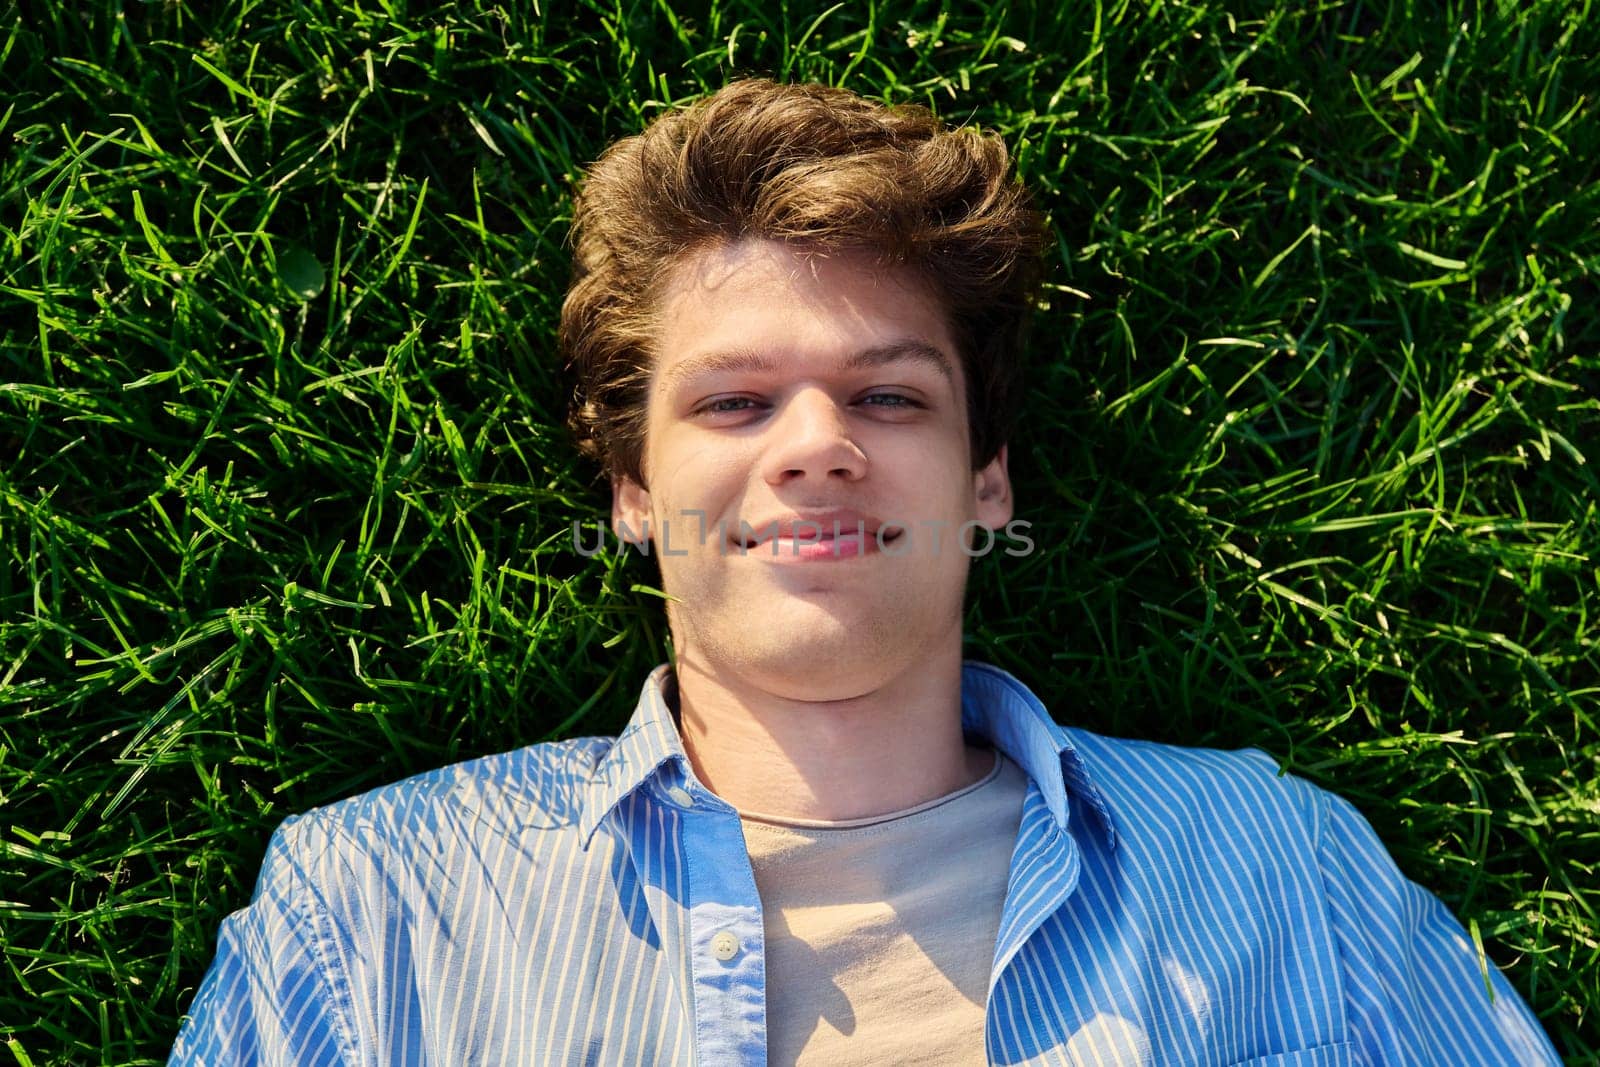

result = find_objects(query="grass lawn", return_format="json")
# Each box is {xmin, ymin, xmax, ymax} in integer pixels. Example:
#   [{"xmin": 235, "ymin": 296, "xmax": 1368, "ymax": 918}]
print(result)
[{"xmin": 1, "ymin": 0, "xmax": 1596, "ymax": 1061}]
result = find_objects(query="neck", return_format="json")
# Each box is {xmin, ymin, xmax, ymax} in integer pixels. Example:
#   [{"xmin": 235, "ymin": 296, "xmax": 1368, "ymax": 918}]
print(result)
[{"xmin": 669, "ymin": 631, "xmax": 991, "ymax": 821}]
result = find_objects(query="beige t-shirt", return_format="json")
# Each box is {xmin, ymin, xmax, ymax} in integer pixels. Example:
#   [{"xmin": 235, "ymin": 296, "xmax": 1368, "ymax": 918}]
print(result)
[{"xmin": 738, "ymin": 750, "xmax": 1030, "ymax": 1065}]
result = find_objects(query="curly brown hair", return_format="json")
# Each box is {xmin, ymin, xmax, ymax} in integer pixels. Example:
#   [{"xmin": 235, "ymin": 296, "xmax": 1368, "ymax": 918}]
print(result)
[{"xmin": 559, "ymin": 78, "xmax": 1044, "ymax": 487}]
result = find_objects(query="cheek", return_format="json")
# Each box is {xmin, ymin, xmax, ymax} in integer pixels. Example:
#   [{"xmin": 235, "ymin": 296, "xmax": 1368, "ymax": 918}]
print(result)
[
  {"xmin": 648, "ymin": 443, "xmax": 749, "ymax": 511},
  {"xmin": 879, "ymin": 431, "xmax": 971, "ymax": 486}
]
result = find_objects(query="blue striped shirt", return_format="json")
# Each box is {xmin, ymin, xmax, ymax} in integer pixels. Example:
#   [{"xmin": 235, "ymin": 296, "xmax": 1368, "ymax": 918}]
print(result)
[{"xmin": 171, "ymin": 661, "xmax": 1559, "ymax": 1065}]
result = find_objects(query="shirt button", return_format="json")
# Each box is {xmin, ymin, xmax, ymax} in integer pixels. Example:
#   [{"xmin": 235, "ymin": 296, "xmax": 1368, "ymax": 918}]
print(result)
[
  {"xmin": 711, "ymin": 931, "xmax": 740, "ymax": 961},
  {"xmin": 665, "ymin": 786, "xmax": 695, "ymax": 807}
]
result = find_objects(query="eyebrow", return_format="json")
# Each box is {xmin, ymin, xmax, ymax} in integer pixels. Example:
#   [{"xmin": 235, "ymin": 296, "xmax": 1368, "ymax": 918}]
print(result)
[{"xmin": 662, "ymin": 340, "xmax": 956, "ymax": 391}]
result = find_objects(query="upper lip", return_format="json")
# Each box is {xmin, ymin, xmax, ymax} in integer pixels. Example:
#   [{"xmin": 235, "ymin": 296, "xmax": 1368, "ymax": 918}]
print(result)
[{"xmin": 735, "ymin": 510, "xmax": 892, "ymax": 546}]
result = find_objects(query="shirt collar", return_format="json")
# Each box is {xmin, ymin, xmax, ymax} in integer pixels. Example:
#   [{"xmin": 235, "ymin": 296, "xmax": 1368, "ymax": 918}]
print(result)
[
  {"xmin": 577, "ymin": 664, "xmax": 687, "ymax": 849},
  {"xmin": 577, "ymin": 660, "xmax": 1117, "ymax": 849},
  {"xmin": 957, "ymin": 660, "xmax": 1117, "ymax": 847}
]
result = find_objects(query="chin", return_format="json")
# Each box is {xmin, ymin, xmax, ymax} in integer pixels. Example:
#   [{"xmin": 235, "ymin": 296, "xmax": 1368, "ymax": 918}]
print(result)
[
  {"xmin": 750, "ymin": 653, "xmax": 893, "ymax": 702},
  {"xmin": 721, "ymin": 616, "xmax": 911, "ymax": 693}
]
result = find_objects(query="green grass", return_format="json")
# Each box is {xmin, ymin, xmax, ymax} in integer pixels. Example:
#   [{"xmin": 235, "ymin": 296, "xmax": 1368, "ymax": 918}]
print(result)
[{"xmin": 1, "ymin": 0, "xmax": 1596, "ymax": 1061}]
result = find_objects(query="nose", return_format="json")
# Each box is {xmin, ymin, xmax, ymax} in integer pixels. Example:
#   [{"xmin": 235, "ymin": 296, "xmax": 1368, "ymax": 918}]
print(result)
[{"xmin": 760, "ymin": 388, "xmax": 867, "ymax": 486}]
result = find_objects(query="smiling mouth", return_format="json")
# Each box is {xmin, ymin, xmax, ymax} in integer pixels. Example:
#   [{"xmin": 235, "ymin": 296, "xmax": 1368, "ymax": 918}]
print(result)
[{"xmin": 735, "ymin": 528, "xmax": 902, "ymax": 559}]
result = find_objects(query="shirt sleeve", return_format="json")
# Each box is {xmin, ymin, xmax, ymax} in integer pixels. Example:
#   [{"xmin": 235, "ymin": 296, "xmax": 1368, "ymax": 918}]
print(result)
[
  {"xmin": 1315, "ymin": 787, "xmax": 1561, "ymax": 1066},
  {"xmin": 168, "ymin": 818, "xmax": 357, "ymax": 1066}
]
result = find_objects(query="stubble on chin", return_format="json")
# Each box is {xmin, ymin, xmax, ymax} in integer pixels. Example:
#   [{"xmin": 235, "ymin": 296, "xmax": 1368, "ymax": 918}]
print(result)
[{"xmin": 673, "ymin": 592, "xmax": 933, "ymax": 701}]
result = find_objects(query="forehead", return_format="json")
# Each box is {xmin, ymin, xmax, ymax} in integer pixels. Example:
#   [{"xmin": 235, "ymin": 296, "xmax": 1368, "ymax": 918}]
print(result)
[
  {"xmin": 659, "ymin": 340, "xmax": 955, "ymax": 394},
  {"xmin": 650, "ymin": 239, "xmax": 961, "ymax": 385}
]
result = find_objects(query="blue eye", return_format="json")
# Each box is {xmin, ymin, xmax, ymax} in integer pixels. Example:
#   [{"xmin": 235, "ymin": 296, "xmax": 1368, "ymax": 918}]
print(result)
[
  {"xmin": 861, "ymin": 394, "xmax": 918, "ymax": 407},
  {"xmin": 704, "ymin": 397, "xmax": 758, "ymax": 413}
]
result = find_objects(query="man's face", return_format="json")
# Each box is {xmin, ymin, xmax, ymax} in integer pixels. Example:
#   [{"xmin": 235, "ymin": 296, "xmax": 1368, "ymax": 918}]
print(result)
[{"xmin": 612, "ymin": 238, "xmax": 1012, "ymax": 699}]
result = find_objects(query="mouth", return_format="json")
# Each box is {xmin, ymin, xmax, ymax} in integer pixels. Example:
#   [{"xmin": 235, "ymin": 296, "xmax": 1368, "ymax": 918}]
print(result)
[{"xmin": 735, "ymin": 527, "xmax": 902, "ymax": 558}]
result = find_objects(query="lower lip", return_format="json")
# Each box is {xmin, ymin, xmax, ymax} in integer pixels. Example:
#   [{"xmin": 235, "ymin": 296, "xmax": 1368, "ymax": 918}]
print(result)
[{"xmin": 743, "ymin": 533, "xmax": 889, "ymax": 560}]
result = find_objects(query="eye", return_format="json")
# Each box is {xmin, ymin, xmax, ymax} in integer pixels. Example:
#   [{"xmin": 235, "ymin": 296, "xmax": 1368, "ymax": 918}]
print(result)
[
  {"xmin": 859, "ymin": 393, "xmax": 921, "ymax": 409},
  {"xmin": 698, "ymin": 396, "xmax": 763, "ymax": 415}
]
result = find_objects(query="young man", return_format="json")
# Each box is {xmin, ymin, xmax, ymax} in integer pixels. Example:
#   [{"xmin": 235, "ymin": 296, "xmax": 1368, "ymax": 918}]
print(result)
[{"xmin": 172, "ymin": 80, "xmax": 1559, "ymax": 1065}]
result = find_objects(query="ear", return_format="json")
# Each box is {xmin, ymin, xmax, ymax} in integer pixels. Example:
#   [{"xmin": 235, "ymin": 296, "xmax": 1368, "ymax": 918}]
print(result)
[
  {"xmin": 612, "ymin": 474, "xmax": 653, "ymax": 545},
  {"xmin": 973, "ymin": 444, "xmax": 1013, "ymax": 529}
]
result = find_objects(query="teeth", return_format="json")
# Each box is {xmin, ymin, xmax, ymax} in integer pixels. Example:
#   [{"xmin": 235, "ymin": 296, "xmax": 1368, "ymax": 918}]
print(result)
[
  {"xmin": 741, "ymin": 531, "xmax": 885, "ymax": 548},
  {"xmin": 735, "ymin": 528, "xmax": 900, "ymax": 548}
]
